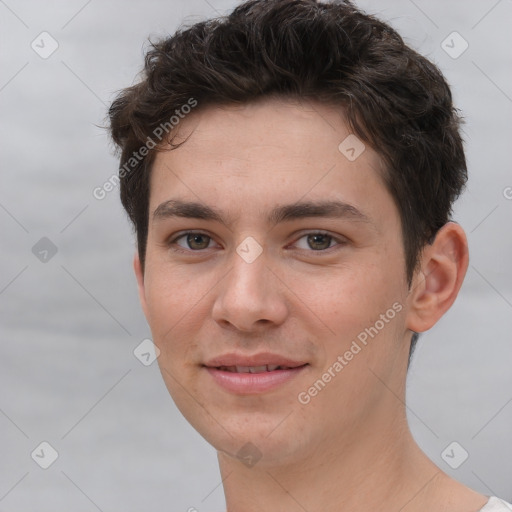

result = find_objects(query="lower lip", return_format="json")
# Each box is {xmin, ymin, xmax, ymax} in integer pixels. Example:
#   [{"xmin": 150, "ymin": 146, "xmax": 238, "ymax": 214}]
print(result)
[{"xmin": 204, "ymin": 365, "xmax": 308, "ymax": 394}]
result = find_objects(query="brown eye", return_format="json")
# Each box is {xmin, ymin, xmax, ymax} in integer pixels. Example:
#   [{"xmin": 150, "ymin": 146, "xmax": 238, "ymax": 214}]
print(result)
[
  {"xmin": 306, "ymin": 233, "xmax": 333, "ymax": 250},
  {"xmin": 184, "ymin": 233, "xmax": 211, "ymax": 250},
  {"xmin": 292, "ymin": 231, "xmax": 347, "ymax": 253},
  {"xmin": 169, "ymin": 232, "xmax": 215, "ymax": 252}
]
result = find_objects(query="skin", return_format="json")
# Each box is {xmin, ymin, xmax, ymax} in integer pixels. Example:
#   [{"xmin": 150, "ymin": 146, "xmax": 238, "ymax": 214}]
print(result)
[{"xmin": 134, "ymin": 97, "xmax": 487, "ymax": 512}]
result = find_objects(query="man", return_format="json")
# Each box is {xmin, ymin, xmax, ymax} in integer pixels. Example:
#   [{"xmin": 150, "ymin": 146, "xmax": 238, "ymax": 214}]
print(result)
[{"xmin": 108, "ymin": 0, "xmax": 512, "ymax": 510}]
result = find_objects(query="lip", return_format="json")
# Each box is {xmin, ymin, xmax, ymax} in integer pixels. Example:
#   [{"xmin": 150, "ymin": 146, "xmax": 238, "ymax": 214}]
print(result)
[
  {"xmin": 204, "ymin": 352, "xmax": 307, "ymax": 368},
  {"xmin": 203, "ymin": 352, "xmax": 309, "ymax": 394}
]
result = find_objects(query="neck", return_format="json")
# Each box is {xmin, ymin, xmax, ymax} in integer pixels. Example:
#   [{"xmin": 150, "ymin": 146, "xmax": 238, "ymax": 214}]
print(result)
[{"xmin": 218, "ymin": 398, "xmax": 442, "ymax": 512}]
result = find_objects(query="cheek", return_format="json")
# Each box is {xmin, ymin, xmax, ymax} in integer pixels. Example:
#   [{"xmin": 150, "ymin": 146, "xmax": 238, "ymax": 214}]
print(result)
[
  {"xmin": 144, "ymin": 273, "xmax": 206, "ymax": 402},
  {"xmin": 143, "ymin": 268, "xmax": 200, "ymax": 353},
  {"xmin": 312, "ymin": 265, "xmax": 399, "ymax": 328},
  {"xmin": 304, "ymin": 259, "xmax": 407, "ymax": 368}
]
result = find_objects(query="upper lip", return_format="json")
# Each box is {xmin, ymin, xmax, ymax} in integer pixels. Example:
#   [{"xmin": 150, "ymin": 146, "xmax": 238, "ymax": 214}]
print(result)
[{"xmin": 203, "ymin": 352, "xmax": 308, "ymax": 368}]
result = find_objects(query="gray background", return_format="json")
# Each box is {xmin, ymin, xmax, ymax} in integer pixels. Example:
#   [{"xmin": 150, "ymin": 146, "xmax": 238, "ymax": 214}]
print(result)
[{"xmin": 0, "ymin": 0, "xmax": 511, "ymax": 510}]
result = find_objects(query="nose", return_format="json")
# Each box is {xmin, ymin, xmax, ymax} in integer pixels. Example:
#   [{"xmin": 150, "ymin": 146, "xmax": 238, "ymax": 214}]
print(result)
[{"xmin": 211, "ymin": 248, "xmax": 288, "ymax": 333}]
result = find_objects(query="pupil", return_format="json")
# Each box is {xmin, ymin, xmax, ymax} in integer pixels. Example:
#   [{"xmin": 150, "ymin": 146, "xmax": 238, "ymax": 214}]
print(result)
[
  {"xmin": 308, "ymin": 234, "xmax": 330, "ymax": 250},
  {"xmin": 188, "ymin": 234, "xmax": 209, "ymax": 249}
]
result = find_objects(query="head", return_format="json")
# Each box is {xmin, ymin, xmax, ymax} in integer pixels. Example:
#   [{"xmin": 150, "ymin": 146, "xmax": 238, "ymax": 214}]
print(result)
[{"xmin": 108, "ymin": 0, "xmax": 468, "ymax": 467}]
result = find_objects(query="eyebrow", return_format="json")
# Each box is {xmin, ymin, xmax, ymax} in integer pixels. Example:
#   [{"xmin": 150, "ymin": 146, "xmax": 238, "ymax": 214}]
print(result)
[{"xmin": 152, "ymin": 199, "xmax": 372, "ymax": 227}]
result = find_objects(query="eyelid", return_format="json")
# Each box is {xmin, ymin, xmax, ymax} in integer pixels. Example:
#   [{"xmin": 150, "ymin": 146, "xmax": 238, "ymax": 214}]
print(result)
[
  {"xmin": 167, "ymin": 229, "xmax": 347, "ymax": 254},
  {"xmin": 167, "ymin": 230, "xmax": 219, "ymax": 252},
  {"xmin": 289, "ymin": 230, "xmax": 348, "ymax": 252}
]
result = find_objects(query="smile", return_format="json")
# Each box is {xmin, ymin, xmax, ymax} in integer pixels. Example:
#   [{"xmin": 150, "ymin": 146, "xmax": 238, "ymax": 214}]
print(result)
[
  {"xmin": 204, "ymin": 363, "xmax": 308, "ymax": 394},
  {"xmin": 217, "ymin": 364, "xmax": 299, "ymax": 373}
]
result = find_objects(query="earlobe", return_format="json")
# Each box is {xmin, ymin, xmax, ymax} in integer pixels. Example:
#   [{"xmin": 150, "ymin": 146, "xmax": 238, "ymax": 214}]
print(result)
[
  {"xmin": 406, "ymin": 222, "xmax": 469, "ymax": 333},
  {"xmin": 133, "ymin": 252, "xmax": 149, "ymax": 319}
]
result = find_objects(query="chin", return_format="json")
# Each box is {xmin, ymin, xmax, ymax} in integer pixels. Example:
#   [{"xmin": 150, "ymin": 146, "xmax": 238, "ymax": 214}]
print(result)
[
  {"xmin": 159, "ymin": 364, "xmax": 323, "ymax": 466},
  {"xmin": 186, "ymin": 407, "xmax": 312, "ymax": 468},
  {"xmin": 215, "ymin": 432, "xmax": 307, "ymax": 469}
]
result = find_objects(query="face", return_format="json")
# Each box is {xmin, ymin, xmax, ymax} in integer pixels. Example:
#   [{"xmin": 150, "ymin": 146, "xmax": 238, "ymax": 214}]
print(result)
[{"xmin": 136, "ymin": 98, "xmax": 413, "ymax": 467}]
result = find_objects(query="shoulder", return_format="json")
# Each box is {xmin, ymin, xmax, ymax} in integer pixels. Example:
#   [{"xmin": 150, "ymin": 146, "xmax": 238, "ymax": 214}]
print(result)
[{"xmin": 478, "ymin": 497, "xmax": 512, "ymax": 512}]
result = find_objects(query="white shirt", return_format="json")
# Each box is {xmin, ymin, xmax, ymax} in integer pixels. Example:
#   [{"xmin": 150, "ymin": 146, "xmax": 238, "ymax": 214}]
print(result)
[{"xmin": 480, "ymin": 497, "xmax": 512, "ymax": 511}]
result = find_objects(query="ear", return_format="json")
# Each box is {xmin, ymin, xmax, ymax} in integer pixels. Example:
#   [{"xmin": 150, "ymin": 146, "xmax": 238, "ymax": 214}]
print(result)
[
  {"xmin": 133, "ymin": 251, "xmax": 149, "ymax": 320},
  {"xmin": 406, "ymin": 222, "xmax": 469, "ymax": 333}
]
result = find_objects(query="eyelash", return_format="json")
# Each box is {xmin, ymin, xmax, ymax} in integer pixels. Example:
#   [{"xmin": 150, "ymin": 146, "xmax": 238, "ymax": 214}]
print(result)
[{"xmin": 166, "ymin": 230, "xmax": 347, "ymax": 255}]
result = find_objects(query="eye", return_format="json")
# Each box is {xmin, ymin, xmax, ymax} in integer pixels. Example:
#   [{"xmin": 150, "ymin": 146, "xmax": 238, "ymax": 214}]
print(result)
[
  {"xmin": 169, "ymin": 231, "xmax": 217, "ymax": 252},
  {"xmin": 167, "ymin": 230, "xmax": 346, "ymax": 254},
  {"xmin": 293, "ymin": 231, "xmax": 346, "ymax": 252}
]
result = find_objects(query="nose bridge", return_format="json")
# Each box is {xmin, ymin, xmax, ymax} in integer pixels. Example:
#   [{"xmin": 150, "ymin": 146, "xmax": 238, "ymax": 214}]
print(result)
[
  {"xmin": 231, "ymin": 246, "xmax": 267, "ymax": 292},
  {"xmin": 212, "ymin": 241, "xmax": 288, "ymax": 330},
  {"xmin": 225, "ymin": 244, "xmax": 271, "ymax": 305}
]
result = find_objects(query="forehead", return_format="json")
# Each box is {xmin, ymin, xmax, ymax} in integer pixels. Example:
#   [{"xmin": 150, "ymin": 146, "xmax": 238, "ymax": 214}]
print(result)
[
  {"xmin": 148, "ymin": 98, "xmax": 395, "ymax": 228},
  {"xmin": 159, "ymin": 97, "xmax": 371, "ymax": 164}
]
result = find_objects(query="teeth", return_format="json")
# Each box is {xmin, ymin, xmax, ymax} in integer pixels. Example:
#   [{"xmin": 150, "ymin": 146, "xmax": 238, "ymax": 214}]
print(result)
[
  {"xmin": 249, "ymin": 365, "xmax": 268, "ymax": 374},
  {"xmin": 218, "ymin": 365, "xmax": 289, "ymax": 373},
  {"xmin": 220, "ymin": 365, "xmax": 237, "ymax": 372}
]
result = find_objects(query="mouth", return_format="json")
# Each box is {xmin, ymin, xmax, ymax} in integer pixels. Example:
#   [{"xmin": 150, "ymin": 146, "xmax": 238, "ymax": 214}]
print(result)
[
  {"xmin": 202, "ymin": 354, "xmax": 309, "ymax": 394},
  {"xmin": 215, "ymin": 364, "xmax": 306, "ymax": 373}
]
